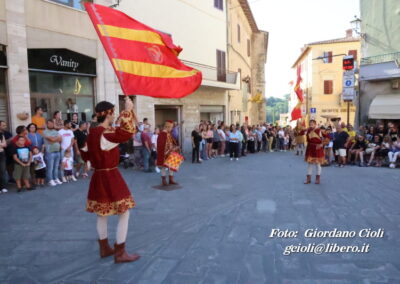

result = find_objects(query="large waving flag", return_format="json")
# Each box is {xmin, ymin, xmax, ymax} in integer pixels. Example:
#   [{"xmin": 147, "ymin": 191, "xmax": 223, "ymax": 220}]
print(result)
[
  {"xmin": 85, "ymin": 3, "xmax": 202, "ymax": 98},
  {"xmin": 290, "ymin": 65, "xmax": 304, "ymax": 121}
]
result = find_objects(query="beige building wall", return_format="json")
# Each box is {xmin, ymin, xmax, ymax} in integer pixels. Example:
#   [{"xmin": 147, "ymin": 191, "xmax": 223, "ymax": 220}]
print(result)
[
  {"xmin": 227, "ymin": 0, "xmax": 254, "ymax": 125},
  {"xmin": 293, "ymin": 38, "xmax": 360, "ymax": 126}
]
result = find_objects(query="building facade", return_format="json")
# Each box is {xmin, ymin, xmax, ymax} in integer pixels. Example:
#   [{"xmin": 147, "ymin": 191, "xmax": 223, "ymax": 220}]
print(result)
[
  {"xmin": 358, "ymin": 0, "xmax": 400, "ymax": 125},
  {"xmin": 291, "ymin": 32, "xmax": 360, "ymax": 126},
  {"xmin": 0, "ymin": 0, "xmax": 120, "ymax": 133},
  {"xmin": 0, "ymin": 0, "xmax": 267, "ymax": 152},
  {"xmin": 226, "ymin": 0, "xmax": 268, "ymax": 125}
]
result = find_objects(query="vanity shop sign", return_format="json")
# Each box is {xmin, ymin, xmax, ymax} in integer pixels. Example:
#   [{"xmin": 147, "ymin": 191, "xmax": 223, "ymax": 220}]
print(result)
[{"xmin": 28, "ymin": 49, "xmax": 96, "ymax": 75}]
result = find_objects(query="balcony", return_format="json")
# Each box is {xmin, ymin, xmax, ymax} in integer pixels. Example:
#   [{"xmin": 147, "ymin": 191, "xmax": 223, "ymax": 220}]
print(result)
[
  {"xmin": 360, "ymin": 52, "xmax": 400, "ymax": 65},
  {"xmin": 182, "ymin": 60, "xmax": 241, "ymax": 90}
]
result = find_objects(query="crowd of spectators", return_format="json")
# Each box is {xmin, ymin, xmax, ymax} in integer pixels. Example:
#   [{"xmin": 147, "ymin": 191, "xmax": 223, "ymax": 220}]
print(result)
[{"xmin": 1, "ymin": 106, "xmax": 398, "ymax": 194}]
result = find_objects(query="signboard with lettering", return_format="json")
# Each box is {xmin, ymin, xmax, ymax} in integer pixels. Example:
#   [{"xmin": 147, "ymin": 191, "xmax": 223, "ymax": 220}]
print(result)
[
  {"xmin": 342, "ymin": 88, "xmax": 356, "ymax": 101},
  {"xmin": 28, "ymin": 49, "xmax": 96, "ymax": 75}
]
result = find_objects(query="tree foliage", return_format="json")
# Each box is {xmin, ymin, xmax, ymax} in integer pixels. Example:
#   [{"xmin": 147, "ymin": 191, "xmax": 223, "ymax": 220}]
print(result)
[{"xmin": 265, "ymin": 95, "xmax": 289, "ymax": 123}]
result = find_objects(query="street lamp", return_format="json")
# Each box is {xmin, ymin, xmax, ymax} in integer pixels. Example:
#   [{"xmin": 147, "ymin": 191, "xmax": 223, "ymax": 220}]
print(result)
[{"xmin": 350, "ymin": 16, "xmax": 366, "ymax": 39}]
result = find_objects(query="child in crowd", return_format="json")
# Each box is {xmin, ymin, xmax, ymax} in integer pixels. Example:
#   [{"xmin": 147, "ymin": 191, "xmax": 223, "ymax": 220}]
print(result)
[
  {"xmin": 32, "ymin": 147, "xmax": 46, "ymax": 186},
  {"xmin": 283, "ymin": 133, "xmax": 290, "ymax": 152},
  {"xmin": 62, "ymin": 149, "xmax": 75, "ymax": 182},
  {"xmin": 12, "ymin": 136, "xmax": 32, "ymax": 192}
]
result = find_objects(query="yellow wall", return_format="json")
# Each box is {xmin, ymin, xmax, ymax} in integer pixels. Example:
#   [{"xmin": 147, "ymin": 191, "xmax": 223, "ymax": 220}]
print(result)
[
  {"xmin": 227, "ymin": 0, "xmax": 253, "ymax": 124},
  {"xmin": 310, "ymin": 40, "xmax": 360, "ymax": 125}
]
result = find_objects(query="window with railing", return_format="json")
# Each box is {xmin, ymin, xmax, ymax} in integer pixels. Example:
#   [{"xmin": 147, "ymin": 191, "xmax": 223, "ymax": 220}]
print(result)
[{"xmin": 48, "ymin": 0, "xmax": 93, "ymax": 10}]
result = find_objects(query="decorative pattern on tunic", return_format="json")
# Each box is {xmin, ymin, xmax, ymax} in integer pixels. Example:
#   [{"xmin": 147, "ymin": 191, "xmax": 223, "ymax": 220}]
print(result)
[{"xmin": 86, "ymin": 196, "xmax": 135, "ymax": 216}]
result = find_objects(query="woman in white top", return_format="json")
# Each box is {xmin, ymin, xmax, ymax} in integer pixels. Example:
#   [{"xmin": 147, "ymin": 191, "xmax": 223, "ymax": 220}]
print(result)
[
  {"xmin": 228, "ymin": 124, "xmax": 240, "ymax": 161},
  {"xmin": 217, "ymin": 125, "xmax": 226, "ymax": 157}
]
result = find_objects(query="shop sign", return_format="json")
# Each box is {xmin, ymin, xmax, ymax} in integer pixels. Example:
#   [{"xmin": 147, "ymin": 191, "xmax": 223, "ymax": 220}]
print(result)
[{"xmin": 28, "ymin": 49, "xmax": 96, "ymax": 75}]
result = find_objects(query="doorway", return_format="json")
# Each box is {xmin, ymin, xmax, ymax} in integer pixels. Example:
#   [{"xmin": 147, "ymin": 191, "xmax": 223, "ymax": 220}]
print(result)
[{"xmin": 155, "ymin": 105, "xmax": 183, "ymax": 147}]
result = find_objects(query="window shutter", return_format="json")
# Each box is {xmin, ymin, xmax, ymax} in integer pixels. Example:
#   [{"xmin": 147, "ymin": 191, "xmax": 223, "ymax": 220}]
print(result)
[
  {"xmin": 348, "ymin": 50, "xmax": 357, "ymax": 60},
  {"xmin": 328, "ymin": 51, "xmax": 333, "ymax": 63},
  {"xmin": 324, "ymin": 80, "xmax": 333, "ymax": 94}
]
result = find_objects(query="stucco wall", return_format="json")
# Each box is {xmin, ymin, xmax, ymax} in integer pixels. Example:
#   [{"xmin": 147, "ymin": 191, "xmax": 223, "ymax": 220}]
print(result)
[
  {"xmin": 361, "ymin": 0, "xmax": 400, "ymax": 57},
  {"xmin": 0, "ymin": 0, "xmax": 5, "ymax": 20}
]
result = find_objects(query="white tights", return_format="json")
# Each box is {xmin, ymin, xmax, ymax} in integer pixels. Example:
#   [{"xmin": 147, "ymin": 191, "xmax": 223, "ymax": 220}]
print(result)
[
  {"xmin": 307, "ymin": 163, "xmax": 322, "ymax": 175},
  {"xmin": 160, "ymin": 167, "xmax": 174, "ymax": 177},
  {"xmin": 96, "ymin": 210, "xmax": 130, "ymax": 244}
]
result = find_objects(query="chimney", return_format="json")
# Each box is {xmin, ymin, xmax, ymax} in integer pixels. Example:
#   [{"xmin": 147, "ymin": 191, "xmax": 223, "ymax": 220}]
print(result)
[{"xmin": 346, "ymin": 29, "xmax": 353, "ymax": 38}]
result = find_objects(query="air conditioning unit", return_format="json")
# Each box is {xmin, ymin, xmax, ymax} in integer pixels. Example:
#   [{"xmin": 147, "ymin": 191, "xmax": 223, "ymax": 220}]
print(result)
[{"xmin": 392, "ymin": 79, "xmax": 400, "ymax": 89}]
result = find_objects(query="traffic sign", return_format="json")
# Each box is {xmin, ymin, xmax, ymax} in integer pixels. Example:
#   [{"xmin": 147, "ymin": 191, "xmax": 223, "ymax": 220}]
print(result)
[
  {"xmin": 343, "ymin": 73, "xmax": 355, "ymax": 88},
  {"xmin": 310, "ymin": 107, "xmax": 316, "ymax": 114},
  {"xmin": 342, "ymin": 88, "xmax": 355, "ymax": 101}
]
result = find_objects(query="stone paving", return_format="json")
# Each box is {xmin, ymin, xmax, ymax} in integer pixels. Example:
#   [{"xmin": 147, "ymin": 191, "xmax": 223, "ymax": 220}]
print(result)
[{"xmin": 0, "ymin": 152, "xmax": 400, "ymax": 284}]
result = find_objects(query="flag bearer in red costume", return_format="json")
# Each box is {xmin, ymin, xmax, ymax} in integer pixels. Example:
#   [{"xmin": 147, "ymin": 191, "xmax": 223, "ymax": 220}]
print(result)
[
  {"xmin": 302, "ymin": 119, "xmax": 329, "ymax": 185},
  {"xmin": 157, "ymin": 120, "xmax": 180, "ymax": 186},
  {"xmin": 80, "ymin": 97, "xmax": 140, "ymax": 263}
]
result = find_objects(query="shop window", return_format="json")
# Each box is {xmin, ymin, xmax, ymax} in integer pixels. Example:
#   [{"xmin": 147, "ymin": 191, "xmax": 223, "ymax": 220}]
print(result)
[
  {"xmin": 48, "ymin": 0, "xmax": 93, "ymax": 10},
  {"xmin": 29, "ymin": 72, "xmax": 94, "ymax": 122}
]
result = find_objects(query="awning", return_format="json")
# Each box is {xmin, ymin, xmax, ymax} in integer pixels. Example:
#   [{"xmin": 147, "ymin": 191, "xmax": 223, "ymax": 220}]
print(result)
[{"xmin": 369, "ymin": 94, "xmax": 400, "ymax": 119}]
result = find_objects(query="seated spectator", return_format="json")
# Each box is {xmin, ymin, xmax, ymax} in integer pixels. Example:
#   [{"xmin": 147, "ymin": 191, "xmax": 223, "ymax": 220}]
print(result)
[
  {"xmin": 375, "ymin": 136, "xmax": 391, "ymax": 167},
  {"xmin": 388, "ymin": 136, "xmax": 400, "ymax": 168},
  {"xmin": 366, "ymin": 135, "xmax": 382, "ymax": 167},
  {"xmin": 12, "ymin": 136, "xmax": 32, "ymax": 192},
  {"xmin": 348, "ymin": 135, "xmax": 367, "ymax": 166}
]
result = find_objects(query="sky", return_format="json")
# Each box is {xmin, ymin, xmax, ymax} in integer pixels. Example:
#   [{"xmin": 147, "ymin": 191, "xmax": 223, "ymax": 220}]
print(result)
[{"xmin": 249, "ymin": 0, "xmax": 360, "ymax": 98}]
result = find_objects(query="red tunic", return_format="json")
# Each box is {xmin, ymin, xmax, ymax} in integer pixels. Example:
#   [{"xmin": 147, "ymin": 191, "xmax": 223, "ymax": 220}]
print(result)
[
  {"xmin": 156, "ymin": 131, "xmax": 178, "ymax": 167},
  {"xmin": 303, "ymin": 128, "xmax": 329, "ymax": 164},
  {"xmin": 81, "ymin": 110, "xmax": 136, "ymax": 216}
]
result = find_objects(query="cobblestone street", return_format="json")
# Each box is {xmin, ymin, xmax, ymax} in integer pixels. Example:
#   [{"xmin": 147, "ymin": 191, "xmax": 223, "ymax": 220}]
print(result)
[{"xmin": 1, "ymin": 152, "xmax": 400, "ymax": 284}]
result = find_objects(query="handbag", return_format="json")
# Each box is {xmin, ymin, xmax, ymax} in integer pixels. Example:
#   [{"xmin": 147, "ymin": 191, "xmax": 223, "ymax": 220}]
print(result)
[{"xmin": 164, "ymin": 151, "xmax": 184, "ymax": 172}]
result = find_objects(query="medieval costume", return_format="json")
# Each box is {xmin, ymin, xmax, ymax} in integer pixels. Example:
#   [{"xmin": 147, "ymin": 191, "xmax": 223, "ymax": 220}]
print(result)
[
  {"xmin": 157, "ymin": 120, "xmax": 179, "ymax": 186},
  {"xmin": 302, "ymin": 124, "xmax": 329, "ymax": 184},
  {"xmin": 81, "ymin": 100, "xmax": 140, "ymax": 263},
  {"xmin": 294, "ymin": 125, "xmax": 306, "ymax": 156}
]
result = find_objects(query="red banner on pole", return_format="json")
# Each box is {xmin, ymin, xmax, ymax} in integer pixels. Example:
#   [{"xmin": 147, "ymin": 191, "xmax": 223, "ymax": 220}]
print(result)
[{"xmin": 84, "ymin": 3, "xmax": 202, "ymax": 98}]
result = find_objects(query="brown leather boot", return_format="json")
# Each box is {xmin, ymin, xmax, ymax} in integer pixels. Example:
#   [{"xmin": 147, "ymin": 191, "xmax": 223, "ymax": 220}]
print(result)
[
  {"xmin": 98, "ymin": 238, "xmax": 114, "ymax": 258},
  {"xmin": 114, "ymin": 242, "xmax": 140, "ymax": 263},
  {"xmin": 304, "ymin": 175, "xmax": 311, "ymax": 184},
  {"xmin": 169, "ymin": 175, "xmax": 178, "ymax": 185},
  {"xmin": 161, "ymin": 176, "xmax": 168, "ymax": 186},
  {"xmin": 315, "ymin": 175, "xmax": 321, "ymax": 184}
]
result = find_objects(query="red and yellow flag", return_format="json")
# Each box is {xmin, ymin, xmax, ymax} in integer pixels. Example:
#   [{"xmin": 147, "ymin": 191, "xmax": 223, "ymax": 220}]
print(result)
[
  {"xmin": 290, "ymin": 65, "xmax": 304, "ymax": 121},
  {"xmin": 85, "ymin": 3, "xmax": 202, "ymax": 98}
]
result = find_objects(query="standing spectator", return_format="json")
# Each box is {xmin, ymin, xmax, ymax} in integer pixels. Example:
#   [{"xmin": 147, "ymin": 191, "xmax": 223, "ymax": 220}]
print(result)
[
  {"xmin": 74, "ymin": 121, "xmax": 89, "ymax": 178},
  {"xmin": 283, "ymin": 132, "xmax": 290, "ymax": 152},
  {"xmin": 212, "ymin": 125, "xmax": 220, "ymax": 158},
  {"xmin": 151, "ymin": 127, "xmax": 160, "ymax": 171},
  {"xmin": 59, "ymin": 120, "xmax": 76, "ymax": 182},
  {"xmin": 32, "ymin": 106, "xmax": 46, "ymax": 135},
  {"xmin": 267, "ymin": 126, "xmax": 274, "ymax": 152},
  {"xmin": 388, "ymin": 136, "xmax": 400, "ymax": 168},
  {"xmin": 205, "ymin": 124, "xmax": 213, "ymax": 159},
  {"xmin": 217, "ymin": 125, "xmax": 226, "ymax": 157},
  {"xmin": 133, "ymin": 126, "xmax": 143, "ymax": 170},
  {"xmin": 62, "ymin": 149, "xmax": 75, "ymax": 182},
  {"xmin": 43, "ymin": 120, "xmax": 62, "ymax": 186},
  {"xmin": 333, "ymin": 125, "xmax": 349, "ymax": 168},
  {"xmin": 53, "ymin": 111, "xmax": 64, "ymax": 131},
  {"xmin": 71, "ymin": 113, "xmax": 79, "ymax": 131},
  {"xmin": 240, "ymin": 125, "xmax": 247, "ymax": 157},
  {"xmin": 31, "ymin": 147, "xmax": 46, "ymax": 186},
  {"xmin": 172, "ymin": 121, "xmax": 180, "ymax": 142},
  {"xmin": 0, "ymin": 120, "xmax": 11, "ymax": 189},
  {"xmin": 200, "ymin": 125, "xmax": 207, "ymax": 160},
  {"xmin": 256, "ymin": 126, "xmax": 263, "ymax": 152},
  {"xmin": 11, "ymin": 126, "xmax": 32, "ymax": 147},
  {"xmin": 141, "ymin": 125, "xmax": 152, "ymax": 172},
  {"xmin": 294, "ymin": 122, "xmax": 305, "ymax": 156},
  {"xmin": 191, "ymin": 126, "xmax": 202, "ymax": 163},
  {"xmin": 89, "ymin": 114, "xmax": 98, "ymax": 130},
  {"xmin": 27, "ymin": 123, "xmax": 44, "ymax": 187},
  {"xmin": 228, "ymin": 124, "xmax": 240, "ymax": 161},
  {"xmin": 278, "ymin": 127, "xmax": 285, "ymax": 152},
  {"xmin": 0, "ymin": 127, "xmax": 7, "ymax": 193},
  {"xmin": 12, "ymin": 136, "xmax": 32, "ymax": 192}
]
